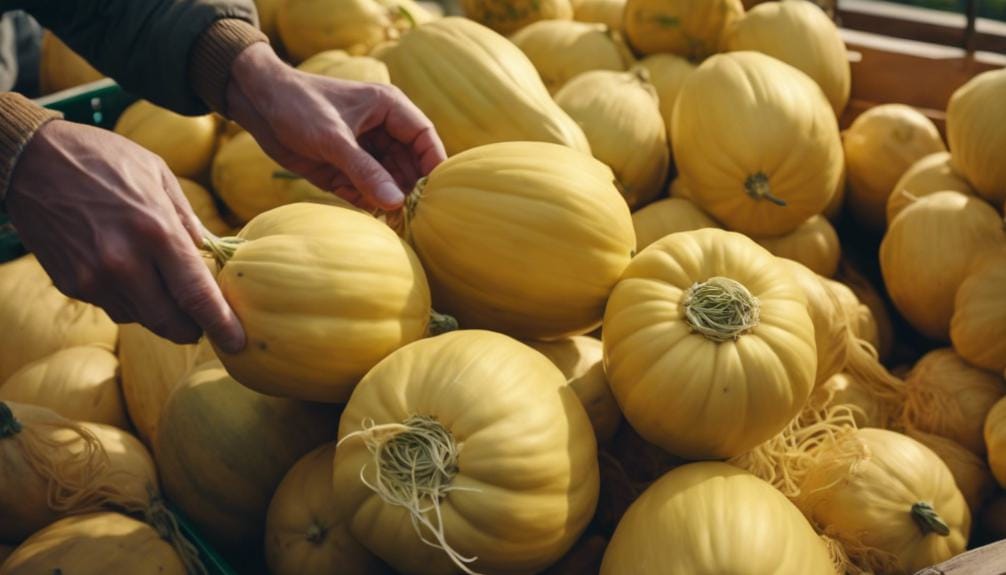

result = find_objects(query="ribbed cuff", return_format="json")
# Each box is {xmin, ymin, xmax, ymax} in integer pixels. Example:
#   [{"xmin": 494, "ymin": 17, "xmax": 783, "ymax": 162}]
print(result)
[
  {"xmin": 189, "ymin": 19, "xmax": 268, "ymax": 116},
  {"xmin": 0, "ymin": 93, "xmax": 61, "ymax": 209}
]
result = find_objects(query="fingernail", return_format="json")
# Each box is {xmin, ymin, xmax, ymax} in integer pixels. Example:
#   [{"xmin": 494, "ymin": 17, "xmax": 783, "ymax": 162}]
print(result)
[
  {"xmin": 375, "ymin": 182, "xmax": 405, "ymax": 208},
  {"xmin": 218, "ymin": 322, "xmax": 246, "ymax": 355}
]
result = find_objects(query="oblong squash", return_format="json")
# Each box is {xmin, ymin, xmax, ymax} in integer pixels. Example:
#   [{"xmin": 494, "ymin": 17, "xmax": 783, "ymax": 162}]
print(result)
[
  {"xmin": 906, "ymin": 429, "xmax": 996, "ymax": 515},
  {"xmin": 113, "ymin": 100, "xmax": 219, "ymax": 179},
  {"xmin": 755, "ymin": 214, "xmax": 841, "ymax": 278},
  {"xmin": 509, "ymin": 21, "xmax": 631, "ymax": 95},
  {"xmin": 574, "ymin": 0, "xmax": 626, "ymax": 30},
  {"xmin": 296, "ymin": 49, "xmax": 391, "ymax": 83},
  {"xmin": 462, "ymin": 0, "xmax": 573, "ymax": 36},
  {"xmin": 603, "ymin": 228, "xmax": 817, "ymax": 459},
  {"xmin": 631, "ymin": 197, "xmax": 719, "ymax": 251},
  {"xmin": 671, "ymin": 51, "xmax": 843, "ymax": 236},
  {"xmin": 381, "ymin": 17, "xmax": 590, "ymax": 156},
  {"xmin": 403, "ymin": 141, "xmax": 634, "ymax": 340},
  {"xmin": 178, "ymin": 177, "xmax": 230, "ymax": 236},
  {"xmin": 601, "ymin": 462, "xmax": 836, "ymax": 574},
  {"xmin": 277, "ymin": 0, "xmax": 403, "ymax": 62},
  {"xmin": 951, "ymin": 249, "xmax": 1006, "ymax": 373},
  {"xmin": 556, "ymin": 69, "xmax": 669, "ymax": 209},
  {"xmin": 637, "ymin": 54, "xmax": 695, "ymax": 141},
  {"xmin": 624, "ymin": 0, "xmax": 744, "ymax": 60},
  {"xmin": 38, "ymin": 31, "xmax": 103, "ymax": 95},
  {"xmin": 886, "ymin": 151, "xmax": 975, "ymax": 225},
  {"xmin": 987, "ymin": 397, "xmax": 1006, "ymax": 488},
  {"xmin": 947, "ymin": 67, "xmax": 1006, "ymax": 207},
  {"xmin": 333, "ymin": 330, "xmax": 599, "ymax": 574}
]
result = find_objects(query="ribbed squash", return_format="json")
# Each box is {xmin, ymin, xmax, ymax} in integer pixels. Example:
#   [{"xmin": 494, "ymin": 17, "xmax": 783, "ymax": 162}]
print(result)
[
  {"xmin": 886, "ymin": 151, "xmax": 975, "ymax": 225},
  {"xmin": 880, "ymin": 191, "xmax": 1005, "ymax": 341},
  {"xmin": 946, "ymin": 67, "xmax": 1006, "ymax": 207},
  {"xmin": 154, "ymin": 360, "xmax": 340, "ymax": 551},
  {"xmin": 38, "ymin": 31, "xmax": 104, "ymax": 95},
  {"xmin": 0, "ymin": 513, "xmax": 186, "ymax": 575},
  {"xmin": 987, "ymin": 397, "xmax": 1006, "ymax": 487},
  {"xmin": 951, "ymin": 250, "xmax": 1006, "ymax": 373},
  {"xmin": 902, "ymin": 348, "xmax": 1006, "ymax": 456},
  {"xmin": 178, "ymin": 178, "xmax": 230, "ymax": 236},
  {"xmin": 631, "ymin": 197, "xmax": 719, "ymax": 250},
  {"xmin": 755, "ymin": 215, "xmax": 840, "ymax": 278},
  {"xmin": 509, "ymin": 21, "xmax": 632, "ymax": 95},
  {"xmin": 844, "ymin": 104, "xmax": 947, "ymax": 231},
  {"xmin": 277, "ymin": 0, "xmax": 406, "ymax": 61},
  {"xmin": 723, "ymin": 0, "xmax": 850, "ymax": 116},
  {"xmin": 265, "ymin": 443, "xmax": 390, "ymax": 575},
  {"xmin": 601, "ymin": 462, "xmax": 836, "ymax": 574},
  {"xmin": 671, "ymin": 52, "xmax": 843, "ymax": 236},
  {"xmin": 624, "ymin": 0, "xmax": 744, "ymax": 60},
  {"xmin": 0, "ymin": 345, "xmax": 127, "ymax": 429},
  {"xmin": 603, "ymin": 229, "xmax": 817, "ymax": 459},
  {"xmin": 332, "ymin": 330, "xmax": 599, "ymax": 574},
  {"xmin": 574, "ymin": 0, "xmax": 626, "ymax": 30},
  {"xmin": 556, "ymin": 69, "xmax": 669, "ymax": 209},
  {"xmin": 206, "ymin": 202, "xmax": 431, "ymax": 402},
  {"xmin": 812, "ymin": 373, "xmax": 888, "ymax": 429},
  {"xmin": 906, "ymin": 429, "xmax": 996, "ymax": 514},
  {"xmin": 527, "ymin": 336, "xmax": 622, "ymax": 444},
  {"xmin": 832, "ymin": 262, "xmax": 894, "ymax": 360},
  {"xmin": 402, "ymin": 141, "xmax": 634, "ymax": 339},
  {"xmin": 113, "ymin": 100, "xmax": 219, "ymax": 179},
  {"xmin": 777, "ymin": 259, "xmax": 847, "ymax": 387},
  {"xmin": 0, "ymin": 255, "xmax": 117, "ymax": 384},
  {"xmin": 637, "ymin": 54, "xmax": 695, "ymax": 140},
  {"xmin": 462, "ymin": 0, "xmax": 573, "ymax": 36},
  {"xmin": 382, "ymin": 18, "xmax": 590, "ymax": 156},
  {"xmin": 797, "ymin": 428, "xmax": 970, "ymax": 574},
  {"xmin": 296, "ymin": 49, "xmax": 391, "ymax": 83}
]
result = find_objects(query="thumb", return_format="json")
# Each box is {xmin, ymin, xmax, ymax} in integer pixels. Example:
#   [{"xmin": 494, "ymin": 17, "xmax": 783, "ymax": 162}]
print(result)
[{"xmin": 326, "ymin": 135, "xmax": 405, "ymax": 210}]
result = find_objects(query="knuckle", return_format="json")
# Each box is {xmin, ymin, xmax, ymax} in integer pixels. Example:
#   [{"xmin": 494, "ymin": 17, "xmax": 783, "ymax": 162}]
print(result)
[
  {"xmin": 132, "ymin": 216, "xmax": 172, "ymax": 241},
  {"xmin": 96, "ymin": 248, "xmax": 131, "ymax": 278}
]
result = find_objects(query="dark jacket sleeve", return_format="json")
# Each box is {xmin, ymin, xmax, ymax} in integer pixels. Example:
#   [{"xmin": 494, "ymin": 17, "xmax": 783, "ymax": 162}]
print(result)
[{"xmin": 0, "ymin": 0, "xmax": 261, "ymax": 115}]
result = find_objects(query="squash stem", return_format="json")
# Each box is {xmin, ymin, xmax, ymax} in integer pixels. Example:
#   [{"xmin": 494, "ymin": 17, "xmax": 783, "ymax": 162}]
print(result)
[
  {"xmin": 911, "ymin": 502, "xmax": 951, "ymax": 536},
  {"xmin": 744, "ymin": 172, "xmax": 788, "ymax": 207},
  {"xmin": 272, "ymin": 169, "xmax": 303, "ymax": 181},
  {"xmin": 0, "ymin": 402, "xmax": 22, "ymax": 438},
  {"xmin": 682, "ymin": 277, "xmax": 761, "ymax": 342},
  {"xmin": 202, "ymin": 235, "xmax": 246, "ymax": 268},
  {"xmin": 306, "ymin": 524, "xmax": 326, "ymax": 544},
  {"xmin": 143, "ymin": 488, "xmax": 210, "ymax": 575},
  {"xmin": 428, "ymin": 310, "xmax": 459, "ymax": 336}
]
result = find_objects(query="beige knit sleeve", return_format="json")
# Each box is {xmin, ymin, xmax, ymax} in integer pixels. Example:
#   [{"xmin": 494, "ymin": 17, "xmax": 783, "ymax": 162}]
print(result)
[
  {"xmin": 188, "ymin": 18, "xmax": 269, "ymax": 115},
  {"xmin": 0, "ymin": 92, "xmax": 61, "ymax": 207}
]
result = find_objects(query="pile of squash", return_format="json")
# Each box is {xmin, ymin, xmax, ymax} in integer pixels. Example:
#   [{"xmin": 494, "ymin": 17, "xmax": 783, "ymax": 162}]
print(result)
[{"xmin": 8, "ymin": 0, "xmax": 1006, "ymax": 573}]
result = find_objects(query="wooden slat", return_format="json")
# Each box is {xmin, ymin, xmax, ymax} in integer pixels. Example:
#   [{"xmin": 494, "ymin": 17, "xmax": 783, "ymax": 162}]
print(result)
[
  {"xmin": 836, "ymin": 0, "xmax": 1006, "ymax": 54},
  {"xmin": 914, "ymin": 540, "xmax": 1006, "ymax": 575}
]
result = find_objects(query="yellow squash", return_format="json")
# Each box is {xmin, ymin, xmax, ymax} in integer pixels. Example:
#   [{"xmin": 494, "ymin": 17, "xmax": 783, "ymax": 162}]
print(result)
[
  {"xmin": 574, "ymin": 0, "xmax": 626, "ymax": 30},
  {"xmin": 601, "ymin": 462, "xmax": 836, "ymax": 574},
  {"xmin": 38, "ymin": 31, "xmax": 104, "ymax": 95},
  {"xmin": 671, "ymin": 52, "xmax": 843, "ymax": 236},
  {"xmin": 951, "ymin": 249, "xmax": 1006, "ymax": 373},
  {"xmin": 755, "ymin": 214, "xmax": 841, "ymax": 278},
  {"xmin": 556, "ymin": 69, "xmax": 669, "ymax": 209},
  {"xmin": 255, "ymin": 0, "xmax": 283, "ymax": 43},
  {"xmin": 624, "ymin": 0, "xmax": 744, "ymax": 60},
  {"xmin": 907, "ymin": 429, "xmax": 996, "ymax": 515},
  {"xmin": 178, "ymin": 177, "xmax": 231, "ymax": 236},
  {"xmin": 382, "ymin": 17, "xmax": 590, "ymax": 156},
  {"xmin": 113, "ymin": 100, "xmax": 219, "ymax": 179},
  {"xmin": 277, "ymin": 0, "xmax": 403, "ymax": 61},
  {"xmin": 296, "ymin": 49, "xmax": 391, "ymax": 83},
  {"xmin": 333, "ymin": 330, "xmax": 599, "ymax": 574},
  {"xmin": 832, "ymin": 262, "xmax": 895, "ymax": 361},
  {"xmin": 812, "ymin": 372, "xmax": 889, "ymax": 429},
  {"xmin": 637, "ymin": 53, "xmax": 695, "ymax": 141},
  {"xmin": 987, "ymin": 397, "xmax": 1006, "ymax": 488},
  {"xmin": 509, "ymin": 21, "xmax": 632, "ymax": 95},
  {"xmin": 777, "ymin": 259, "xmax": 847, "ymax": 387},
  {"xmin": 947, "ymin": 67, "xmax": 1006, "ymax": 207},
  {"xmin": 631, "ymin": 197, "xmax": 719, "ymax": 251},
  {"xmin": 886, "ymin": 151, "xmax": 975, "ymax": 225},
  {"xmin": 462, "ymin": 0, "xmax": 573, "ymax": 36},
  {"xmin": 603, "ymin": 229, "xmax": 817, "ymax": 459}
]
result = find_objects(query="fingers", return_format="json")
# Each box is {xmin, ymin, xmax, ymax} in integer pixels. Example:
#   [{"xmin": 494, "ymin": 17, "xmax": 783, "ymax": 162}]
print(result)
[
  {"xmin": 325, "ymin": 133, "xmax": 406, "ymax": 210},
  {"xmin": 117, "ymin": 263, "xmax": 203, "ymax": 344},
  {"xmin": 381, "ymin": 86, "xmax": 447, "ymax": 175},
  {"xmin": 161, "ymin": 169, "xmax": 204, "ymax": 246}
]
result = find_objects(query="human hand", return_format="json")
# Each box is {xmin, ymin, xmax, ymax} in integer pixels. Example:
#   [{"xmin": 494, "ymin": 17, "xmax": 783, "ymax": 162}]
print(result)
[
  {"xmin": 6, "ymin": 120, "xmax": 245, "ymax": 352},
  {"xmin": 224, "ymin": 42, "xmax": 446, "ymax": 211}
]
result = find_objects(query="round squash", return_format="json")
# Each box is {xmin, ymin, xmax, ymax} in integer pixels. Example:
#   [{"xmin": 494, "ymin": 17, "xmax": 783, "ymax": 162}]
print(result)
[
  {"xmin": 987, "ymin": 397, "xmax": 1006, "ymax": 488},
  {"xmin": 113, "ymin": 100, "xmax": 219, "ymax": 179},
  {"xmin": 0, "ymin": 254, "xmax": 117, "ymax": 384},
  {"xmin": 154, "ymin": 360, "xmax": 341, "ymax": 551},
  {"xmin": 833, "ymin": 262, "xmax": 895, "ymax": 360},
  {"xmin": 797, "ymin": 428, "xmax": 970, "ymax": 574},
  {"xmin": 666, "ymin": 176, "xmax": 693, "ymax": 201},
  {"xmin": 880, "ymin": 191, "xmax": 1005, "ymax": 341},
  {"xmin": 277, "ymin": 0, "xmax": 402, "ymax": 62},
  {"xmin": 812, "ymin": 372, "xmax": 889, "ymax": 429},
  {"xmin": 886, "ymin": 151, "xmax": 975, "ymax": 225},
  {"xmin": 906, "ymin": 429, "xmax": 996, "ymax": 515},
  {"xmin": 951, "ymin": 249, "xmax": 1006, "ymax": 373},
  {"xmin": 637, "ymin": 54, "xmax": 695, "ymax": 141},
  {"xmin": 601, "ymin": 462, "xmax": 836, "ymax": 574},
  {"xmin": 295, "ymin": 49, "xmax": 391, "ymax": 83},
  {"xmin": 0, "ymin": 512, "xmax": 186, "ymax": 575},
  {"xmin": 603, "ymin": 228, "xmax": 817, "ymax": 459},
  {"xmin": 509, "ymin": 21, "xmax": 632, "ymax": 95},
  {"xmin": 402, "ymin": 141, "xmax": 634, "ymax": 340},
  {"xmin": 265, "ymin": 443, "xmax": 390, "ymax": 575},
  {"xmin": 755, "ymin": 215, "xmax": 840, "ymax": 278},
  {"xmin": 624, "ymin": 0, "xmax": 744, "ymax": 60},
  {"xmin": 382, "ymin": 17, "xmax": 590, "ymax": 156},
  {"xmin": 671, "ymin": 51, "xmax": 843, "ymax": 236},
  {"xmin": 844, "ymin": 103, "xmax": 947, "ymax": 231},
  {"xmin": 946, "ymin": 67, "xmax": 1006, "ymax": 207},
  {"xmin": 822, "ymin": 163, "xmax": 847, "ymax": 221},
  {"xmin": 177, "ymin": 177, "xmax": 230, "ymax": 236},
  {"xmin": 0, "ymin": 345, "xmax": 127, "ymax": 429},
  {"xmin": 206, "ymin": 202, "xmax": 431, "ymax": 402},
  {"xmin": 38, "ymin": 31, "xmax": 104, "ymax": 95},
  {"xmin": 574, "ymin": 0, "xmax": 626, "ymax": 30},
  {"xmin": 631, "ymin": 197, "xmax": 719, "ymax": 251},
  {"xmin": 333, "ymin": 330, "xmax": 599, "ymax": 574},
  {"xmin": 527, "ymin": 336, "xmax": 622, "ymax": 444},
  {"xmin": 723, "ymin": 0, "xmax": 850, "ymax": 116},
  {"xmin": 828, "ymin": 277, "xmax": 882, "ymax": 356},
  {"xmin": 556, "ymin": 69, "xmax": 669, "ymax": 209},
  {"xmin": 902, "ymin": 348, "xmax": 1006, "ymax": 456},
  {"xmin": 776, "ymin": 259, "xmax": 847, "ymax": 387},
  {"xmin": 461, "ymin": 0, "xmax": 573, "ymax": 36}
]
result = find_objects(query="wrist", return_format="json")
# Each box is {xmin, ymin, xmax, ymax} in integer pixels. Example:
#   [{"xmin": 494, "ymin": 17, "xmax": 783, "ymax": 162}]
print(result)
[{"xmin": 0, "ymin": 95, "xmax": 61, "ymax": 211}]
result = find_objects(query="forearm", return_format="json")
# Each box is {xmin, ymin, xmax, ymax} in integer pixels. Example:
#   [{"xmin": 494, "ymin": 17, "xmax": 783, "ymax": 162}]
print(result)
[{"xmin": 0, "ymin": 93, "xmax": 59, "ymax": 207}]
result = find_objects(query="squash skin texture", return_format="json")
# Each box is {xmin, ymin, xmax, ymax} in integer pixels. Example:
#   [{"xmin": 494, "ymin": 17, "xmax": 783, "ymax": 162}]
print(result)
[
  {"xmin": 631, "ymin": 197, "xmax": 719, "ymax": 251},
  {"xmin": 333, "ymin": 330, "xmax": 599, "ymax": 575},
  {"xmin": 947, "ymin": 67, "xmax": 1006, "ymax": 207},
  {"xmin": 296, "ymin": 49, "xmax": 391, "ymax": 83},
  {"xmin": 278, "ymin": 0, "xmax": 397, "ymax": 62},
  {"xmin": 574, "ymin": 0, "xmax": 626, "ymax": 30},
  {"xmin": 624, "ymin": 0, "xmax": 744, "ymax": 60},
  {"xmin": 951, "ymin": 249, "xmax": 1006, "ymax": 373},
  {"xmin": 755, "ymin": 214, "xmax": 841, "ymax": 278},
  {"xmin": 907, "ymin": 429, "xmax": 996, "ymax": 515},
  {"xmin": 462, "ymin": 0, "xmax": 574, "ymax": 36},
  {"xmin": 381, "ymin": 18, "xmax": 590, "ymax": 156},
  {"xmin": 178, "ymin": 178, "xmax": 231, "ymax": 236},
  {"xmin": 987, "ymin": 397, "xmax": 1006, "ymax": 488},
  {"xmin": 603, "ymin": 228, "xmax": 817, "ymax": 459},
  {"xmin": 886, "ymin": 151, "xmax": 975, "ymax": 225},
  {"xmin": 600, "ymin": 462, "xmax": 836, "ymax": 574},
  {"xmin": 777, "ymin": 259, "xmax": 847, "ymax": 387},
  {"xmin": 408, "ymin": 141, "xmax": 634, "ymax": 340},
  {"xmin": 38, "ymin": 31, "xmax": 103, "ymax": 95},
  {"xmin": 113, "ymin": 100, "xmax": 219, "ymax": 179},
  {"xmin": 637, "ymin": 54, "xmax": 695, "ymax": 141},
  {"xmin": 509, "ymin": 20, "xmax": 631, "ymax": 95},
  {"xmin": 671, "ymin": 51, "xmax": 843, "ymax": 236}
]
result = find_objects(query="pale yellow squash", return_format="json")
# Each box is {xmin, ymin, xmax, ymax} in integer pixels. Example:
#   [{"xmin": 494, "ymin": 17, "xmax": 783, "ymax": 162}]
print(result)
[
  {"xmin": 255, "ymin": 0, "xmax": 283, "ymax": 43},
  {"xmin": 114, "ymin": 100, "xmax": 219, "ymax": 179},
  {"xmin": 624, "ymin": 0, "xmax": 744, "ymax": 60},
  {"xmin": 0, "ymin": 345, "xmax": 127, "ymax": 429},
  {"xmin": 38, "ymin": 31, "xmax": 104, "ymax": 95},
  {"xmin": 666, "ymin": 176, "xmax": 692, "ymax": 200},
  {"xmin": 777, "ymin": 259, "xmax": 847, "ymax": 387},
  {"xmin": 797, "ymin": 428, "xmax": 970, "ymax": 574},
  {"xmin": 277, "ymin": 0, "xmax": 402, "ymax": 62},
  {"xmin": 880, "ymin": 191, "xmax": 1005, "ymax": 341},
  {"xmin": 886, "ymin": 151, "xmax": 975, "ymax": 225},
  {"xmin": 403, "ymin": 141, "xmax": 634, "ymax": 340},
  {"xmin": 382, "ymin": 18, "xmax": 590, "ymax": 156},
  {"xmin": 723, "ymin": 0, "xmax": 850, "ymax": 116},
  {"xmin": 822, "ymin": 163, "xmax": 846, "ymax": 220},
  {"xmin": 827, "ymin": 277, "xmax": 881, "ymax": 354},
  {"xmin": 844, "ymin": 103, "xmax": 947, "ymax": 231},
  {"xmin": 462, "ymin": 0, "xmax": 573, "ymax": 36},
  {"xmin": 987, "ymin": 397, "xmax": 1006, "ymax": 487},
  {"xmin": 671, "ymin": 51, "xmax": 843, "ymax": 236},
  {"xmin": 755, "ymin": 215, "xmax": 840, "ymax": 278},
  {"xmin": 574, "ymin": 0, "xmax": 626, "ymax": 30},
  {"xmin": 509, "ymin": 21, "xmax": 632, "ymax": 95},
  {"xmin": 333, "ymin": 330, "xmax": 599, "ymax": 574},
  {"xmin": 832, "ymin": 262, "xmax": 894, "ymax": 360},
  {"xmin": 601, "ymin": 462, "xmax": 836, "ymax": 574},
  {"xmin": 907, "ymin": 429, "xmax": 996, "ymax": 515},
  {"xmin": 178, "ymin": 178, "xmax": 231, "ymax": 236},
  {"xmin": 631, "ymin": 197, "xmax": 719, "ymax": 251},
  {"xmin": 951, "ymin": 249, "xmax": 1006, "ymax": 373},
  {"xmin": 603, "ymin": 229, "xmax": 817, "ymax": 459},
  {"xmin": 637, "ymin": 53, "xmax": 695, "ymax": 141},
  {"xmin": 556, "ymin": 69, "xmax": 669, "ymax": 209},
  {"xmin": 946, "ymin": 67, "xmax": 1006, "ymax": 207},
  {"xmin": 296, "ymin": 49, "xmax": 391, "ymax": 83},
  {"xmin": 812, "ymin": 372, "xmax": 889, "ymax": 429}
]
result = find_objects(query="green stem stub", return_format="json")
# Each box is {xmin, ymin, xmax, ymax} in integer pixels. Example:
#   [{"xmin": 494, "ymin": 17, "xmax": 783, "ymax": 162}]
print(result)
[
  {"xmin": 911, "ymin": 502, "xmax": 951, "ymax": 536},
  {"xmin": 683, "ymin": 277, "xmax": 761, "ymax": 342},
  {"xmin": 202, "ymin": 236, "xmax": 246, "ymax": 269},
  {"xmin": 272, "ymin": 169, "xmax": 303, "ymax": 181},
  {"xmin": 0, "ymin": 401, "xmax": 22, "ymax": 438},
  {"xmin": 744, "ymin": 172, "xmax": 788, "ymax": 207},
  {"xmin": 306, "ymin": 524, "xmax": 326, "ymax": 545},
  {"xmin": 428, "ymin": 310, "xmax": 459, "ymax": 336}
]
